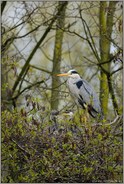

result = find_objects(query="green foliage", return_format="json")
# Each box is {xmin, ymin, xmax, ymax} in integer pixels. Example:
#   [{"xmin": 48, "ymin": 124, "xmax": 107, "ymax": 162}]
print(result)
[{"xmin": 1, "ymin": 105, "xmax": 123, "ymax": 183}]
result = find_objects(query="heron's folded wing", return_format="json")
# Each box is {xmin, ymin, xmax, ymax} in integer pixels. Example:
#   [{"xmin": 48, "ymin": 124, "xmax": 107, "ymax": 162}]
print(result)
[{"xmin": 77, "ymin": 79, "xmax": 101, "ymax": 113}]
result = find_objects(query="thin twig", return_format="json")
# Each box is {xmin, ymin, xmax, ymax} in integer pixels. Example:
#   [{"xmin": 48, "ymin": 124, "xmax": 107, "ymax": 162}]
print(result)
[{"xmin": 11, "ymin": 138, "xmax": 30, "ymax": 157}]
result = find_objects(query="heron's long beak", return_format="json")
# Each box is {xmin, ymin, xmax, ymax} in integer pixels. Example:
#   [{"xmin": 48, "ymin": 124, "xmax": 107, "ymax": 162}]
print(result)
[{"xmin": 56, "ymin": 73, "xmax": 69, "ymax": 77}]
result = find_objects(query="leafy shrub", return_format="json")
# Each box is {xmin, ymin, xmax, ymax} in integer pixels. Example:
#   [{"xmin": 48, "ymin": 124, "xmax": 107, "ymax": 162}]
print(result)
[{"xmin": 1, "ymin": 106, "xmax": 123, "ymax": 183}]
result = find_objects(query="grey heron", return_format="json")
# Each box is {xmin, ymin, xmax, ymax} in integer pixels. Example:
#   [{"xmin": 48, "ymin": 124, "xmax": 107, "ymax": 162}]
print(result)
[{"xmin": 57, "ymin": 69, "xmax": 103, "ymax": 119}]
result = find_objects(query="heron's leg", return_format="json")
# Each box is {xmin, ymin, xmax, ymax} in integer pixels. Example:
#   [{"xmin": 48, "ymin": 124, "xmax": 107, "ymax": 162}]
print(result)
[
  {"xmin": 73, "ymin": 108, "xmax": 92, "ymax": 138},
  {"xmin": 80, "ymin": 107, "xmax": 93, "ymax": 138}
]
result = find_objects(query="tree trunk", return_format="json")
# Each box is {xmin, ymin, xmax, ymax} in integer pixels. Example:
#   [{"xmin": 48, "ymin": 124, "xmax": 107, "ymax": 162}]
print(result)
[
  {"xmin": 51, "ymin": 2, "xmax": 67, "ymax": 110},
  {"xmin": 99, "ymin": 1, "xmax": 117, "ymax": 116},
  {"xmin": 12, "ymin": 2, "xmax": 67, "ymax": 97},
  {"xmin": 1, "ymin": 1, "xmax": 7, "ymax": 15}
]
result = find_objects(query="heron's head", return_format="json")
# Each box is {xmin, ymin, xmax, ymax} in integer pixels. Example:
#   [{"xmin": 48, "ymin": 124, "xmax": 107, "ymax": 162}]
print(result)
[{"xmin": 57, "ymin": 69, "xmax": 80, "ymax": 79}]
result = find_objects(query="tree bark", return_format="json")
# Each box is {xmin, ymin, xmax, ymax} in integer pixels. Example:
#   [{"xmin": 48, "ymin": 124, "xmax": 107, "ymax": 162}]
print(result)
[
  {"xmin": 12, "ymin": 2, "xmax": 68, "ymax": 97},
  {"xmin": 1, "ymin": 1, "xmax": 7, "ymax": 15},
  {"xmin": 99, "ymin": 1, "xmax": 117, "ymax": 116},
  {"xmin": 51, "ymin": 2, "xmax": 68, "ymax": 110}
]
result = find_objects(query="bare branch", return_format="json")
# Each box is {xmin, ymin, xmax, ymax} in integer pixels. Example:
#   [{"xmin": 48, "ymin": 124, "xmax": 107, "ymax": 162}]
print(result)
[
  {"xmin": 79, "ymin": 7, "xmax": 100, "ymax": 62},
  {"xmin": 29, "ymin": 64, "xmax": 51, "ymax": 74},
  {"xmin": 12, "ymin": 2, "xmax": 68, "ymax": 96},
  {"xmin": 12, "ymin": 80, "xmax": 44, "ymax": 100},
  {"xmin": 11, "ymin": 138, "xmax": 30, "ymax": 157}
]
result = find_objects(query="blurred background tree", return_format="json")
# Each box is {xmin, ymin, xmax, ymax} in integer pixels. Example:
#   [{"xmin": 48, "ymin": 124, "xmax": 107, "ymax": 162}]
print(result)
[
  {"xmin": 1, "ymin": 1, "xmax": 123, "ymax": 183},
  {"xmin": 51, "ymin": 1, "xmax": 68, "ymax": 110},
  {"xmin": 1, "ymin": 1, "xmax": 122, "ymax": 116}
]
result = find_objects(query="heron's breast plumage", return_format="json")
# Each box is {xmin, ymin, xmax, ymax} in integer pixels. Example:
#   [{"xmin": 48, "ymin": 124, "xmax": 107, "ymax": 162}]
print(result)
[
  {"xmin": 67, "ymin": 78, "xmax": 81, "ymax": 98},
  {"xmin": 67, "ymin": 78, "xmax": 85, "ymax": 107}
]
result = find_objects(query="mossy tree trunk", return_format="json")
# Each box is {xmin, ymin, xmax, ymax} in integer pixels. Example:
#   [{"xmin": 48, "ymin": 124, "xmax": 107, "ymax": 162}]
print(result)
[
  {"xmin": 51, "ymin": 2, "xmax": 68, "ymax": 110},
  {"xmin": 1, "ymin": 1, "xmax": 13, "ymax": 110},
  {"xmin": 99, "ymin": 1, "xmax": 117, "ymax": 116}
]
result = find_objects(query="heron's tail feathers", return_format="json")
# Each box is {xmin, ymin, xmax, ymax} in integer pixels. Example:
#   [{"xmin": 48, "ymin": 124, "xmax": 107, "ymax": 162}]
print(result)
[{"xmin": 88, "ymin": 106, "xmax": 104, "ymax": 120}]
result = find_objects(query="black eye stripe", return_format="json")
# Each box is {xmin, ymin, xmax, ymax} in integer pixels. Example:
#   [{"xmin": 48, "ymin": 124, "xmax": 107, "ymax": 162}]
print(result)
[{"xmin": 71, "ymin": 71, "xmax": 78, "ymax": 74}]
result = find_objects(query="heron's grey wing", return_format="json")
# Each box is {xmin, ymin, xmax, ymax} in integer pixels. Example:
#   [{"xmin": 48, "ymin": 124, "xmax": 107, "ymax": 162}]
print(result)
[{"xmin": 76, "ymin": 79, "xmax": 102, "ymax": 114}]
